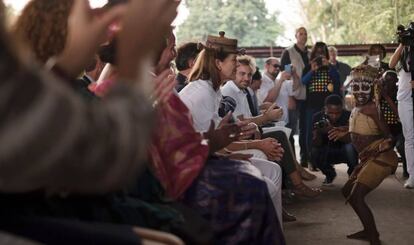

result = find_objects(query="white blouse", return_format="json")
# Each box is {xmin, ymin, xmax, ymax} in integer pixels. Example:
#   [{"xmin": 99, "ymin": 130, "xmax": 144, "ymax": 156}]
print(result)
[{"xmin": 179, "ymin": 79, "xmax": 222, "ymax": 132}]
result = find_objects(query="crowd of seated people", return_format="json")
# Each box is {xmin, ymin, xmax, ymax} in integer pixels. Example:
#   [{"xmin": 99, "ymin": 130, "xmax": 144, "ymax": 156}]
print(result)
[{"xmin": 0, "ymin": 0, "xmax": 413, "ymax": 244}]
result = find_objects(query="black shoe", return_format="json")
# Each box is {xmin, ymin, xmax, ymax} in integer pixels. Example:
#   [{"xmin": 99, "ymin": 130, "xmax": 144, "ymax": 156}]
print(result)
[{"xmin": 322, "ymin": 175, "xmax": 336, "ymax": 186}]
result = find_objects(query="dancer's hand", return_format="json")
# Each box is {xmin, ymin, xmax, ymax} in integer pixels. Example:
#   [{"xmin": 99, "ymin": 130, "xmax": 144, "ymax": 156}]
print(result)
[{"xmin": 378, "ymin": 138, "xmax": 393, "ymax": 153}]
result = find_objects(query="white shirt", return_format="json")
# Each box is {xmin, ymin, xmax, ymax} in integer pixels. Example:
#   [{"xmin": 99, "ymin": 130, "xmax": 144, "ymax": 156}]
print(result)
[
  {"xmin": 397, "ymin": 69, "xmax": 413, "ymax": 102},
  {"xmin": 275, "ymin": 79, "xmax": 294, "ymax": 124},
  {"xmin": 179, "ymin": 79, "xmax": 222, "ymax": 132},
  {"xmin": 257, "ymin": 73, "xmax": 275, "ymax": 105},
  {"xmin": 221, "ymin": 80, "xmax": 252, "ymax": 118}
]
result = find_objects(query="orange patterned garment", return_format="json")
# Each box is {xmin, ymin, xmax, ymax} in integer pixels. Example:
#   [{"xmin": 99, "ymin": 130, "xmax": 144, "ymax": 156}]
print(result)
[{"xmin": 149, "ymin": 93, "xmax": 209, "ymax": 200}]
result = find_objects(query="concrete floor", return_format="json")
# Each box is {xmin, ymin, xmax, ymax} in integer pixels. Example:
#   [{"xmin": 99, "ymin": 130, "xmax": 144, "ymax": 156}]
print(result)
[{"xmin": 283, "ymin": 164, "xmax": 414, "ymax": 245}]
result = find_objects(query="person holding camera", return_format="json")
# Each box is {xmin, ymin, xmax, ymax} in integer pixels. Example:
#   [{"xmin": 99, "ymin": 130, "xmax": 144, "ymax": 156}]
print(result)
[
  {"xmin": 389, "ymin": 22, "xmax": 414, "ymax": 188},
  {"xmin": 302, "ymin": 42, "xmax": 341, "ymax": 171},
  {"xmin": 310, "ymin": 95, "xmax": 358, "ymax": 185}
]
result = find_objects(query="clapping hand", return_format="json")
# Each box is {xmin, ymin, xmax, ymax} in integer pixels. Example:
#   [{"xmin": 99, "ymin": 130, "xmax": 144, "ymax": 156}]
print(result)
[
  {"xmin": 117, "ymin": 0, "xmax": 180, "ymax": 80},
  {"xmin": 151, "ymin": 69, "xmax": 176, "ymax": 106},
  {"xmin": 205, "ymin": 112, "xmax": 240, "ymax": 153},
  {"xmin": 57, "ymin": 0, "xmax": 127, "ymax": 77}
]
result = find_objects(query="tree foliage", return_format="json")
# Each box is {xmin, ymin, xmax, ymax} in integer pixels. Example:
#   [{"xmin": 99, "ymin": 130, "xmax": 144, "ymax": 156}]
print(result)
[
  {"xmin": 176, "ymin": 0, "xmax": 283, "ymax": 46},
  {"xmin": 298, "ymin": 0, "xmax": 414, "ymax": 44}
]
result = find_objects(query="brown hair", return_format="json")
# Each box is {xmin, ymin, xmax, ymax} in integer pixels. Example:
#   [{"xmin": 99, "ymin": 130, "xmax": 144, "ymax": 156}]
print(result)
[
  {"xmin": 13, "ymin": 0, "xmax": 74, "ymax": 63},
  {"xmin": 188, "ymin": 46, "xmax": 233, "ymax": 91},
  {"xmin": 310, "ymin": 41, "xmax": 329, "ymax": 60}
]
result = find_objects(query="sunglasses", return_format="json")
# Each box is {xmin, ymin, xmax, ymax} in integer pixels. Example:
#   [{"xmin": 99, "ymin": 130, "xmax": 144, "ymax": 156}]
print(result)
[{"xmin": 272, "ymin": 64, "xmax": 281, "ymax": 69}]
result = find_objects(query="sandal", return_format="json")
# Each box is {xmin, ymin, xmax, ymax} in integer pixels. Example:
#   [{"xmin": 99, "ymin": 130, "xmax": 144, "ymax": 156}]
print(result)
[
  {"xmin": 293, "ymin": 183, "xmax": 321, "ymax": 198},
  {"xmin": 298, "ymin": 165, "xmax": 317, "ymax": 181}
]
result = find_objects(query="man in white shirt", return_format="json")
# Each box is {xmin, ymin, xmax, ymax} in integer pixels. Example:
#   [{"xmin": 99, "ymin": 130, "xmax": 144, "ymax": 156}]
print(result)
[
  {"xmin": 257, "ymin": 57, "xmax": 295, "ymax": 125},
  {"xmin": 221, "ymin": 55, "xmax": 283, "ymax": 125}
]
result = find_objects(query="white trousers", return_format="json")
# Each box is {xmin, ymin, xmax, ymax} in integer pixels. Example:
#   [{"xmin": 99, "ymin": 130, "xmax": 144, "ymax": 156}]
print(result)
[
  {"xmin": 398, "ymin": 100, "xmax": 414, "ymax": 177},
  {"xmin": 236, "ymin": 149, "xmax": 283, "ymax": 227}
]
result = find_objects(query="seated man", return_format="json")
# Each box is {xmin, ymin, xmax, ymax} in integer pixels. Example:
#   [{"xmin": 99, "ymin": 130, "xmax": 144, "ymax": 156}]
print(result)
[{"xmin": 311, "ymin": 94, "xmax": 358, "ymax": 185}]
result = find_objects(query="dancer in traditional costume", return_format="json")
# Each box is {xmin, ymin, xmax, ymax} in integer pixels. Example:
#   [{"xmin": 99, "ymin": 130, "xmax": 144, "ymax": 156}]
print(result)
[{"xmin": 342, "ymin": 65, "xmax": 398, "ymax": 245}]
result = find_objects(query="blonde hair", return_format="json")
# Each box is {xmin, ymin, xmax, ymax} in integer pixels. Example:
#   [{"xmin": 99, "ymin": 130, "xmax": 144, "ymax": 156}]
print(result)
[
  {"xmin": 237, "ymin": 55, "xmax": 256, "ymax": 74},
  {"xmin": 328, "ymin": 46, "xmax": 338, "ymax": 54}
]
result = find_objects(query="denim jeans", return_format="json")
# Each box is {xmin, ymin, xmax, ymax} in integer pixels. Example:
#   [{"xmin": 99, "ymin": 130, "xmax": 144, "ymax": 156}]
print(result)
[{"xmin": 311, "ymin": 143, "xmax": 358, "ymax": 178}]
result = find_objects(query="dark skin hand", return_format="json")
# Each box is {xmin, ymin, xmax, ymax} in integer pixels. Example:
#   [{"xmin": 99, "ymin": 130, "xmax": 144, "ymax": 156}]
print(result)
[
  {"xmin": 328, "ymin": 126, "xmax": 350, "ymax": 142},
  {"xmin": 204, "ymin": 112, "xmax": 241, "ymax": 154}
]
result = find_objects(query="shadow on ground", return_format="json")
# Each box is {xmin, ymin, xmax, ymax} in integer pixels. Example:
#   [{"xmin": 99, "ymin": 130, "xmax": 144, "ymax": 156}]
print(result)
[{"xmin": 283, "ymin": 163, "xmax": 414, "ymax": 245}]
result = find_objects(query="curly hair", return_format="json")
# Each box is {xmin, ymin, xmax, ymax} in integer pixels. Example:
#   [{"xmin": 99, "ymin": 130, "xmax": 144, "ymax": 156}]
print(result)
[{"xmin": 13, "ymin": 0, "xmax": 74, "ymax": 63}]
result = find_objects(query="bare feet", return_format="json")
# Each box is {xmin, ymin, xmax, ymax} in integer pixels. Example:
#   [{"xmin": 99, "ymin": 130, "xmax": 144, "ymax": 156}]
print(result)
[
  {"xmin": 370, "ymin": 236, "xmax": 381, "ymax": 245},
  {"xmin": 347, "ymin": 230, "xmax": 369, "ymax": 241},
  {"xmin": 347, "ymin": 230, "xmax": 380, "ymax": 245}
]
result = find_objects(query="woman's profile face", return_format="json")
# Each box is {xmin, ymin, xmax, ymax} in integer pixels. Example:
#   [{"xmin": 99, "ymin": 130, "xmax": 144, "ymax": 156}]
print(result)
[{"xmin": 217, "ymin": 53, "xmax": 237, "ymax": 81}]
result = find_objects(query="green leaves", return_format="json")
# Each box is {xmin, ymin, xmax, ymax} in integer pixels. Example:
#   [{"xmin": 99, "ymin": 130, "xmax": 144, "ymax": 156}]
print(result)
[
  {"xmin": 301, "ymin": 0, "xmax": 414, "ymax": 44},
  {"xmin": 176, "ymin": 0, "xmax": 283, "ymax": 46}
]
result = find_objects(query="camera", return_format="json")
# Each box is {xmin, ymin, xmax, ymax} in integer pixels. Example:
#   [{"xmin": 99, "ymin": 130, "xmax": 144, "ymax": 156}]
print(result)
[
  {"xmin": 396, "ymin": 22, "xmax": 414, "ymax": 46},
  {"xmin": 314, "ymin": 118, "xmax": 330, "ymax": 129},
  {"xmin": 315, "ymin": 56, "xmax": 323, "ymax": 67}
]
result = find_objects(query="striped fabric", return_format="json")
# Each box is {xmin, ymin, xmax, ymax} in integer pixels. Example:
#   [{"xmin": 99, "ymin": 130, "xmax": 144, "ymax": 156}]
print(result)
[{"xmin": 0, "ymin": 64, "xmax": 153, "ymax": 194}]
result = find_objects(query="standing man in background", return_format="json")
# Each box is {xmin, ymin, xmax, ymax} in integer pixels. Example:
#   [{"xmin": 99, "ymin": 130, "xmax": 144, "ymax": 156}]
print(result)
[{"xmin": 280, "ymin": 27, "xmax": 311, "ymax": 169}]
